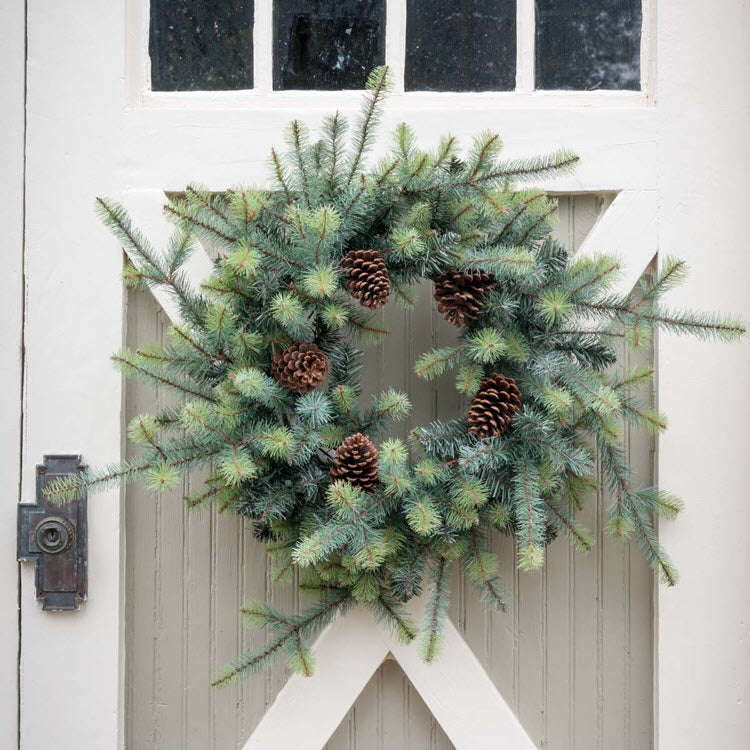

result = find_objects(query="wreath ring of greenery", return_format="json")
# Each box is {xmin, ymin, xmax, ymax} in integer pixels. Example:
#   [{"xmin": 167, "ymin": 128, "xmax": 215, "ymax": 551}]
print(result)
[{"xmin": 48, "ymin": 68, "xmax": 745, "ymax": 685}]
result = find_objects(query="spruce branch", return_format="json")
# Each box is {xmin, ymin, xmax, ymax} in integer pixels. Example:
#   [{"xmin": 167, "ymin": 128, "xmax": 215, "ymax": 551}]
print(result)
[
  {"xmin": 163, "ymin": 202, "xmax": 238, "ymax": 244},
  {"xmin": 404, "ymin": 150, "xmax": 579, "ymax": 195},
  {"xmin": 112, "ymin": 350, "xmax": 217, "ymax": 403},
  {"xmin": 346, "ymin": 66, "xmax": 390, "ymax": 186},
  {"xmin": 518, "ymin": 202, "xmax": 558, "ymax": 245},
  {"xmin": 212, "ymin": 589, "xmax": 352, "ymax": 686},
  {"xmin": 97, "ymin": 197, "xmax": 206, "ymax": 325},
  {"xmin": 368, "ymin": 595, "xmax": 417, "ymax": 644},
  {"xmin": 45, "ymin": 447, "xmax": 220, "ymax": 504},
  {"xmin": 184, "ymin": 185, "xmax": 234, "ymax": 235},
  {"xmin": 419, "ymin": 556, "xmax": 451, "ymax": 663},
  {"xmin": 287, "ymin": 120, "xmax": 312, "ymax": 209},
  {"xmin": 492, "ymin": 191, "xmax": 548, "ymax": 243},
  {"xmin": 270, "ymin": 148, "xmax": 293, "ymax": 204},
  {"xmin": 322, "ymin": 111, "xmax": 348, "ymax": 193}
]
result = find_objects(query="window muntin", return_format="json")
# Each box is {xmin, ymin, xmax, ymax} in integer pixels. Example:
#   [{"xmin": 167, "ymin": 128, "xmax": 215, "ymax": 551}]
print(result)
[{"xmin": 147, "ymin": 0, "xmax": 645, "ymax": 94}]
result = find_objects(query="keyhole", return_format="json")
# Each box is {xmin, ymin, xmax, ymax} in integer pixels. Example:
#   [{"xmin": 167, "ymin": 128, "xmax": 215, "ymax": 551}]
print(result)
[
  {"xmin": 35, "ymin": 517, "xmax": 73, "ymax": 554},
  {"xmin": 43, "ymin": 528, "xmax": 59, "ymax": 545}
]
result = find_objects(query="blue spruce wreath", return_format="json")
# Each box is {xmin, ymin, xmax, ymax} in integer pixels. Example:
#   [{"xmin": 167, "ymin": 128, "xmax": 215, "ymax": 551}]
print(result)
[{"xmin": 47, "ymin": 68, "xmax": 745, "ymax": 684}]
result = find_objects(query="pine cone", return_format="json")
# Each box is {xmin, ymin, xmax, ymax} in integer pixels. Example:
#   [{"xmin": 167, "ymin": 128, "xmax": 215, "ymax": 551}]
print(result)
[
  {"xmin": 271, "ymin": 342, "xmax": 327, "ymax": 394},
  {"xmin": 434, "ymin": 268, "xmax": 495, "ymax": 326},
  {"xmin": 468, "ymin": 374, "xmax": 522, "ymax": 438},
  {"xmin": 330, "ymin": 433, "xmax": 380, "ymax": 491},
  {"xmin": 341, "ymin": 249, "xmax": 390, "ymax": 309}
]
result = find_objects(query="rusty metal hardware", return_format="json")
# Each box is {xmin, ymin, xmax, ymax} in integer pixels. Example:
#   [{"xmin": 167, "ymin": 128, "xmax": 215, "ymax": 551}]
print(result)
[{"xmin": 18, "ymin": 455, "xmax": 88, "ymax": 611}]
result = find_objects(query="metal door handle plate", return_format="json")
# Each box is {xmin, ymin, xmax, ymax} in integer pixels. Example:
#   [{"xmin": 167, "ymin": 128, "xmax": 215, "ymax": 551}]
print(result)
[{"xmin": 17, "ymin": 455, "xmax": 88, "ymax": 611}]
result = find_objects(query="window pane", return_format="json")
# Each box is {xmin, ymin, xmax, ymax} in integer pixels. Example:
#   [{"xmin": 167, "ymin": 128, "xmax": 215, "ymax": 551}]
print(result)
[
  {"xmin": 273, "ymin": 0, "xmax": 386, "ymax": 90},
  {"xmin": 535, "ymin": 0, "xmax": 641, "ymax": 91},
  {"xmin": 405, "ymin": 0, "xmax": 516, "ymax": 92},
  {"xmin": 150, "ymin": 0, "xmax": 254, "ymax": 91}
]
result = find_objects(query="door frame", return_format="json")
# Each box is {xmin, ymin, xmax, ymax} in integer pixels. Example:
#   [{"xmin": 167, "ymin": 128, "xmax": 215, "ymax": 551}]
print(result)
[{"xmin": 0, "ymin": 1, "xmax": 26, "ymax": 747}]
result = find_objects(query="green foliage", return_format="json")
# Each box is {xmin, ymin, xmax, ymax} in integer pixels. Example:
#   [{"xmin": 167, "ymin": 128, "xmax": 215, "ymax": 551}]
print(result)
[
  {"xmin": 271, "ymin": 292, "xmax": 310, "ymax": 337},
  {"xmin": 233, "ymin": 367, "xmax": 285, "ymax": 406},
  {"xmin": 212, "ymin": 589, "xmax": 353, "ymax": 685},
  {"xmin": 405, "ymin": 499, "xmax": 441, "ymax": 535},
  {"xmin": 51, "ymin": 67, "xmax": 746, "ymax": 685},
  {"xmin": 380, "ymin": 438, "xmax": 408, "ymax": 470},
  {"xmin": 538, "ymin": 289, "xmax": 573, "ymax": 325},
  {"xmin": 301, "ymin": 264, "xmax": 339, "ymax": 299},
  {"xmin": 258, "ymin": 427, "xmax": 296, "ymax": 461},
  {"xmin": 466, "ymin": 328, "xmax": 506, "ymax": 364},
  {"xmin": 146, "ymin": 463, "xmax": 181, "ymax": 493},
  {"xmin": 225, "ymin": 241, "xmax": 261, "ymax": 278},
  {"xmin": 295, "ymin": 391, "xmax": 334, "ymax": 428},
  {"xmin": 217, "ymin": 447, "xmax": 258, "ymax": 486},
  {"xmin": 414, "ymin": 347, "xmax": 460, "ymax": 380},
  {"xmin": 420, "ymin": 558, "xmax": 451, "ymax": 663}
]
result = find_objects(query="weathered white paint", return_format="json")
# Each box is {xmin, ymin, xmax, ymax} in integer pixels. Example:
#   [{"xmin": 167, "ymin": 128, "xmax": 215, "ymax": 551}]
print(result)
[
  {"xmin": 0, "ymin": 2, "xmax": 25, "ymax": 746},
  {"xmin": 574, "ymin": 190, "xmax": 658, "ymax": 296},
  {"xmin": 248, "ymin": 608, "xmax": 407, "ymax": 750},
  {"xmin": 123, "ymin": 189, "xmax": 214, "ymax": 324},
  {"xmin": 656, "ymin": 2, "xmax": 750, "ymax": 747},
  {"xmin": 391, "ymin": 596, "xmax": 537, "ymax": 750},
  {"xmin": 249, "ymin": 600, "xmax": 537, "ymax": 750},
  {"xmin": 253, "ymin": 0, "xmax": 273, "ymax": 94},
  {"xmin": 18, "ymin": 3, "xmax": 127, "ymax": 749},
  {"xmin": 514, "ymin": 0, "xmax": 535, "ymax": 94}
]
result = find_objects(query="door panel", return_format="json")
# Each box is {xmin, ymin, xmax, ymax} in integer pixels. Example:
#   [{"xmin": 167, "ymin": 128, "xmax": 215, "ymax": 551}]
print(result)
[
  {"xmin": 326, "ymin": 660, "xmax": 453, "ymax": 750},
  {"xmin": 124, "ymin": 194, "xmax": 653, "ymax": 748}
]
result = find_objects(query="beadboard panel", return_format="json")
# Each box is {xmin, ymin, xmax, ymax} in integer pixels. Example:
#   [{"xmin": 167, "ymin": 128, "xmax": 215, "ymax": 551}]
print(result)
[{"xmin": 124, "ymin": 194, "xmax": 654, "ymax": 749}]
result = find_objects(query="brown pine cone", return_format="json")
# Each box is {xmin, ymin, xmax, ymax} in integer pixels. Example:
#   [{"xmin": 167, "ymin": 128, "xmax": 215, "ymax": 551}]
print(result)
[
  {"xmin": 270, "ymin": 342, "xmax": 327, "ymax": 394},
  {"xmin": 341, "ymin": 249, "xmax": 390, "ymax": 309},
  {"xmin": 330, "ymin": 433, "xmax": 380, "ymax": 491},
  {"xmin": 468, "ymin": 374, "xmax": 522, "ymax": 438},
  {"xmin": 434, "ymin": 268, "xmax": 495, "ymax": 326}
]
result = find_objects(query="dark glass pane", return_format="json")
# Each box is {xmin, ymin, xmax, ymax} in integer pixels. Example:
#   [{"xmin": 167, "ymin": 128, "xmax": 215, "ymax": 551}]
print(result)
[
  {"xmin": 405, "ymin": 0, "xmax": 516, "ymax": 92},
  {"xmin": 535, "ymin": 0, "xmax": 641, "ymax": 90},
  {"xmin": 273, "ymin": 0, "xmax": 385, "ymax": 90},
  {"xmin": 150, "ymin": 0, "xmax": 254, "ymax": 91}
]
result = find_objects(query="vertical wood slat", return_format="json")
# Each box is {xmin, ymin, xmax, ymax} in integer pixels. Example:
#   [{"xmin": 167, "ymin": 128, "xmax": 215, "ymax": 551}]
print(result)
[
  {"xmin": 125, "ymin": 289, "xmax": 159, "ymax": 750},
  {"xmin": 125, "ymin": 289, "xmax": 292, "ymax": 749},
  {"xmin": 125, "ymin": 194, "xmax": 653, "ymax": 749}
]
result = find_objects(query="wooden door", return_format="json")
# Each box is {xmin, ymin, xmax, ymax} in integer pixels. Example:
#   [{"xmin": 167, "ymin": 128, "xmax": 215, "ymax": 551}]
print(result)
[
  {"xmin": 123, "ymin": 194, "xmax": 656, "ymax": 749},
  {"xmin": 7, "ymin": 1, "xmax": 750, "ymax": 748}
]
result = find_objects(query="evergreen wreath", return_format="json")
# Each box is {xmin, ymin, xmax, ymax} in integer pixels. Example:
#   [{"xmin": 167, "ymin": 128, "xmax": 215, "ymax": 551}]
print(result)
[{"xmin": 48, "ymin": 68, "xmax": 745, "ymax": 685}]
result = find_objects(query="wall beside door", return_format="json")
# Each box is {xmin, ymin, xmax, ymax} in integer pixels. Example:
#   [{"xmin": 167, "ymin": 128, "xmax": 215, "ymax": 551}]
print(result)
[{"xmin": 124, "ymin": 194, "xmax": 654, "ymax": 749}]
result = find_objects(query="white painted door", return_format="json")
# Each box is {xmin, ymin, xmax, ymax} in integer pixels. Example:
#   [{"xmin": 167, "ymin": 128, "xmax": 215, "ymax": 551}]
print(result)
[{"xmin": 7, "ymin": 1, "xmax": 750, "ymax": 748}]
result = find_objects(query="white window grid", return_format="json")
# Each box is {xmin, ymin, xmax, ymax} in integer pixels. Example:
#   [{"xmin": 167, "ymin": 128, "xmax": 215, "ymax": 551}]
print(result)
[{"xmin": 126, "ymin": 0, "xmax": 655, "ymax": 108}]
